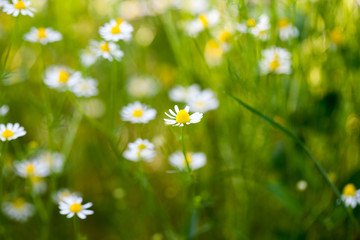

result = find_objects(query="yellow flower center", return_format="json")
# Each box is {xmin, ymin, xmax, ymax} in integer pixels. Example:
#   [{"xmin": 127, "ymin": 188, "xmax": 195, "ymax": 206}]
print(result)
[
  {"xmin": 183, "ymin": 153, "xmax": 192, "ymax": 165},
  {"xmin": 176, "ymin": 110, "xmax": 190, "ymax": 124},
  {"xmin": 196, "ymin": 101, "xmax": 204, "ymax": 107},
  {"xmin": 219, "ymin": 31, "xmax": 232, "ymax": 43},
  {"xmin": 58, "ymin": 71, "xmax": 70, "ymax": 83},
  {"xmin": 38, "ymin": 28, "xmax": 47, "ymax": 39},
  {"xmin": 111, "ymin": 25, "xmax": 121, "ymax": 34},
  {"xmin": 198, "ymin": 15, "xmax": 208, "ymax": 27},
  {"xmin": 343, "ymin": 183, "xmax": 356, "ymax": 196},
  {"xmin": 14, "ymin": 0, "xmax": 26, "ymax": 10},
  {"xmin": 277, "ymin": 18, "xmax": 290, "ymax": 28},
  {"xmin": 99, "ymin": 43, "xmax": 110, "ymax": 52},
  {"xmin": 247, "ymin": 19, "xmax": 256, "ymax": 27},
  {"xmin": 116, "ymin": 18, "xmax": 124, "ymax": 25},
  {"xmin": 133, "ymin": 109, "xmax": 143, "ymax": 117},
  {"xmin": 138, "ymin": 144, "xmax": 146, "ymax": 150},
  {"xmin": 70, "ymin": 203, "xmax": 82, "ymax": 213},
  {"xmin": 2, "ymin": 129, "xmax": 14, "ymax": 139},
  {"xmin": 270, "ymin": 59, "xmax": 280, "ymax": 71},
  {"xmin": 12, "ymin": 198, "xmax": 26, "ymax": 208},
  {"xmin": 26, "ymin": 165, "xmax": 34, "ymax": 175},
  {"xmin": 330, "ymin": 29, "xmax": 342, "ymax": 44},
  {"xmin": 205, "ymin": 39, "xmax": 223, "ymax": 59}
]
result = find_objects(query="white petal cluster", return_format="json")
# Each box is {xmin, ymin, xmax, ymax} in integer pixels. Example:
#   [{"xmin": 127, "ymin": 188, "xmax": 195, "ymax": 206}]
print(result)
[
  {"xmin": 123, "ymin": 138, "xmax": 156, "ymax": 162},
  {"xmin": 259, "ymin": 47, "xmax": 292, "ymax": 75}
]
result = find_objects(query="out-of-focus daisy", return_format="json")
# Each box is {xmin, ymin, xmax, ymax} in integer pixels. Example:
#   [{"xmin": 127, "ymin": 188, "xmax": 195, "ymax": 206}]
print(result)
[
  {"xmin": 79, "ymin": 98, "xmax": 105, "ymax": 119},
  {"xmin": 43, "ymin": 66, "xmax": 81, "ymax": 91},
  {"xmin": 236, "ymin": 18, "xmax": 257, "ymax": 33},
  {"xmin": 53, "ymin": 189, "xmax": 81, "ymax": 203},
  {"xmin": 169, "ymin": 84, "xmax": 201, "ymax": 102},
  {"xmin": 0, "ymin": 0, "xmax": 8, "ymax": 8},
  {"xmin": 277, "ymin": 18, "xmax": 298, "ymax": 41},
  {"xmin": 90, "ymin": 40, "xmax": 124, "ymax": 62},
  {"xmin": 187, "ymin": 89, "xmax": 219, "ymax": 113},
  {"xmin": 36, "ymin": 151, "xmax": 65, "ymax": 174},
  {"xmin": 259, "ymin": 47, "xmax": 292, "ymax": 75},
  {"xmin": 341, "ymin": 183, "xmax": 360, "ymax": 208},
  {"xmin": 99, "ymin": 18, "xmax": 134, "ymax": 42},
  {"xmin": 59, "ymin": 195, "xmax": 94, "ymax": 219},
  {"xmin": 29, "ymin": 176, "xmax": 47, "ymax": 194},
  {"xmin": 249, "ymin": 14, "xmax": 270, "ymax": 41},
  {"xmin": 123, "ymin": 138, "xmax": 156, "ymax": 162},
  {"xmin": 204, "ymin": 39, "xmax": 223, "ymax": 67},
  {"xmin": 2, "ymin": 198, "xmax": 34, "ymax": 222},
  {"xmin": 172, "ymin": 0, "xmax": 208, "ymax": 14},
  {"xmin": 0, "ymin": 123, "xmax": 26, "ymax": 141},
  {"xmin": 3, "ymin": 0, "xmax": 36, "ymax": 17},
  {"xmin": 70, "ymin": 77, "xmax": 99, "ymax": 98},
  {"xmin": 296, "ymin": 180, "xmax": 308, "ymax": 191},
  {"xmin": 14, "ymin": 159, "xmax": 50, "ymax": 178},
  {"xmin": 330, "ymin": 28, "xmax": 343, "ymax": 45},
  {"xmin": 164, "ymin": 105, "xmax": 203, "ymax": 127},
  {"xmin": 184, "ymin": 10, "xmax": 220, "ymax": 37},
  {"xmin": 169, "ymin": 151, "xmax": 206, "ymax": 170},
  {"xmin": 24, "ymin": 27, "xmax": 62, "ymax": 45},
  {"xmin": 120, "ymin": 102, "xmax": 157, "ymax": 124},
  {"xmin": 127, "ymin": 75, "xmax": 159, "ymax": 98},
  {"xmin": 80, "ymin": 49, "xmax": 97, "ymax": 67},
  {"xmin": 216, "ymin": 29, "xmax": 234, "ymax": 52},
  {"xmin": 0, "ymin": 104, "xmax": 9, "ymax": 116}
]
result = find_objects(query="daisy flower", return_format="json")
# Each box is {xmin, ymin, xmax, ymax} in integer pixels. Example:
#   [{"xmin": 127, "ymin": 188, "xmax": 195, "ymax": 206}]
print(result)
[
  {"xmin": 3, "ymin": 0, "xmax": 35, "ymax": 17},
  {"xmin": 2, "ymin": 198, "xmax": 34, "ymax": 222},
  {"xmin": 259, "ymin": 47, "xmax": 292, "ymax": 75},
  {"xmin": 169, "ymin": 84, "xmax": 201, "ymax": 102},
  {"xmin": 236, "ymin": 18, "xmax": 257, "ymax": 34},
  {"xmin": 0, "ymin": 104, "xmax": 9, "ymax": 116},
  {"xmin": 24, "ymin": 27, "xmax": 62, "ymax": 45},
  {"xmin": 90, "ymin": 40, "xmax": 124, "ymax": 62},
  {"xmin": 184, "ymin": 9, "xmax": 220, "ymax": 37},
  {"xmin": 120, "ymin": 102, "xmax": 157, "ymax": 124},
  {"xmin": 59, "ymin": 195, "xmax": 94, "ymax": 219},
  {"xmin": 43, "ymin": 66, "xmax": 81, "ymax": 91},
  {"xmin": 14, "ymin": 159, "xmax": 50, "ymax": 178},
  {"xmin": 53, "ymin": 189, "xmax": 81, "ymax": 203},
  {"xmin": 175, "ymin": 0, "xmax": 209, "ymax": 14},
  {"xmin": 216, "ymin": 29, "xmax": 234, "ymax": 52},
  {"xmin": 341, "ymin": 183, "xmax": 360, "ymax": 208},
  {"xmin": 169, "ymin": 151, "xmax": 206, "ymax": 170},
  {"xmin": 99, "ymin": 18, "xmax": 134, "ymax": 42},
  {"xmin": 164, "ymin": 105, "xmax": 203, "ymax": 127},
  {"xmin": 249, "ymin": 14, "xmax": 270, "ymax": 41},
  {"xmin": 70, "ymin": 77, "xmax": 99, "ymax": 98},
  {"xmin": 187, "ymin": 89, "xmax": 219, "ymax": 113},
  {"xmin": 0, "ymin": 123, "xmax": 26, "ymax": 141},
  {"xmin": 123, "ymin": 138, "xmax": 156, "ymax": 162},
  {"xmin": 80, "ymin": 49, "xmax": 97, "ymax": 67},
  {"xmin": 204, "ymin": 39, "xmax": 223, "ymax": 67},
  {"xmin": 127, "ymin": 75, "xmax": 159, "ymax": 98},
  {"xmin": 29, "ymin": 176, "xmax": 47, "ymax": 194},
  {"xmin": 36, "ymin": 151, "xmax": 65, "ymax": 174},
  {"xmin": 277, "ymin": 18, "xmax": 299, "ymax": 41},
  {"xmin": 296, "ymin": 180, "xmax": 307, "ymax": 192}
]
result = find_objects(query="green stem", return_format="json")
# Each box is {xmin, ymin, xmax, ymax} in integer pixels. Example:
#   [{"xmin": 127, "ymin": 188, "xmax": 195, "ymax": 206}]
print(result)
[
  {"xmin": 73, "ymin": 217, "xmax": 80, "ymax": 240},
  {"xmin": 181, "ymin": 127, "xmax": 192, "ymax": 174},
  {"xmin": 227, "ymin": 92, "xmax": 360, "ymax": 232}
]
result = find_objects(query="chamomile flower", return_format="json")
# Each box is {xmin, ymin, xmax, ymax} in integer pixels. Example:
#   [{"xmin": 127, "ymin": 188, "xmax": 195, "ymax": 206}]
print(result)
[
  {"xmin": 36, "ymin": 151, "xmax": 65, "ymax": 174},
  {"xmin": 277, "ymin": 18, "xmax": 299, "ymax": 41},
  {"xmin": 184, "ymin": 9, "xmax": 220, "ymax": 37},
  {"xmin": 250, "ymin": 14, "xmax": 270, "ymax": 41},
  {"xmin": 53, "ymin": 189, "xmax": 81, "ymax": 203},
  {"xmin": 127, "ymin": 75, "xmax": 159, "ymax": 98},
  {"xmin": 216, "ymin": 29, "xmax": 234, "ymax": 52},
  {"xmin": 169, "ymin": 84, "xmax": 201, "ymax": 102},
  {"xmin": 14, "ymin": 159, "xmax": 50, "ymax": 178},
  {"xmin": 90, "ymin": 40, "xmax": 124, "ymax": 62},
  {"xmin": 204, "ymin": 39, "xmax": 223, "ymax": 67},
  {"xmin": 0, "ymin": 104, "xmax": 9, "ymax": 116},
  {"xmin": 120, "ymin": 102, "xmax": 157, "ymax": 124},
  {"xmin": 164, "ymin": 105, "xmax": 203, "ymax": 127},
  {"xmin": 187, "ymin": 89, "xmax": 219, "ymax": 113},
  {"xmin": 259, "ymin": 47, "xmax": 292, "ymax": 75},
  {"xmin": 2, "ymin": 198, "xmax": 35, "ymax": 222},
  {"xmin": 80, "ymin": 49, "xmax": 97, "ymax": 67},
  {"xmin": 24, "ymin": 27, "xmax": 62, "ymax": 45},
  {"xmin": 59, "ymin": 195, "xmax": 94, "ymax": 219},
  {"xmin": 99, "ymin": 19, "xmax": 134, "ymax": 42},
  {"xmin": 3, "ymin": 0, "xmax": 36, "ymax": 17},
  {"xmin": 236, "ymin": 18, "xmax": 257, "ymax": 34},
  {"xmin": 341, "ymin": 183, "xmax": 360, "ymax": 208},
  {"xmin": 70, "ymin": 77, "xmax": 99, "ymax": 98},
  {"xmin": 43, "ymin": 66, "xmax": 81, "ymax": 91},
  {"xmin": 123, "ymin": 138, "xmax": 156, "ymax": 162},
  {"xmin": 29, "ymin": 176, "xmax": 47, "ymax": 194},
  {"xmin": 169, "ymin": 151, "xmax": 206, "ymax": 170},
  {"xmin": 0, "ymin": 123, "xmax": 26, "ymax": 141}
]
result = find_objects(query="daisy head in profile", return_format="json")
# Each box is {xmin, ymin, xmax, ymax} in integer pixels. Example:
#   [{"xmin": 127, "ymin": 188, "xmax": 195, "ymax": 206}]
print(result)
[
  {"xmin": 0, "ymin": 123, "xmax": 26, "ymax": 141},
  {"xmin": 24, "ymin": 27, "xmax": 62, "ymax": 45},
  {"xmin": 164, "ymin": 105, "xmax": 203, "ymax": 127},
  {"xmin": 120, "ymin": 101, "xmax": 157, "ymax": 124},
  {"xmin": 259, "ymin": 47, "xmax": 292, "ymax": 75},
  {"xmin": 43, "ymin": 65, "xmax": 81, "ymax": 91},
  {"xmin": 2, "ymin": 197, "xmax": 35, "ymax": 222},
  {"xmin": 169, "ymin": 151, "xmax": 206, "ymax": 170},
  {"xmin": 90, "ymin": 40, "xmax": 124, "ymax": 62},
  {"xmin": 3, "ymin": 0, "xmax": 36, "ymax": 17},
  {"xmin": 123, "ymin": 138, "xmax": 156, "ymax": 162},
  {"xmin": 99, "ymin": 18, "xmax": 134, "ymax": 42},
  {"xmin": 59, "ymin": 195, "xmax": 94, "ymax": 219}
]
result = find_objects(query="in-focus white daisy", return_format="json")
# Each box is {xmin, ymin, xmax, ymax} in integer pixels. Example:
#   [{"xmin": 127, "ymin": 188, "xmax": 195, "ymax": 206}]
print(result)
[
  {"xmin": 99, "ymin": 18, "xmax": 134, "ymax": 42},
  {"xmin": 169, "ymin": 84, "xmax": 201, "ymax": 102},
  {"xmin": 184, "ymin": 9, "xmax": 220, "ymax": 37},
  {"xmin": 249, "ymin": 14, "xmax": 270, "ymax": 41},
  {"xmin": 187, "ymin": 89, "xmax": 219, "ymax": 113},
  {"xmin": 59, "ymin": 195, "xmax": 94, "ymax": 219},
  {"xmin": 127, "ymin": 75, "xmax": 159, "ymax": 98},
  {"xmin": 90, "ymin": 40, "xmax": 124, "ymax": 62},
  {"xmin": 164, "ymin": 105, "xmax": 203, "ymax": 127},
  {"xmin": 3, "ymin": 0, "xmax": 35, "ymax": 17},
  {"xmin": 0, "ymin": 104, "xmax": 9, "ymax": 116},
  {"xmin": 70, "ymin": 77, "xmax": 98, "ymax": 98},
  {"xmin": 2, "ymin": 198, "xmax": 34, "ymax": 222},
  {"xmin": 14, "ymin": 159, "xmax": 50, "ymax": 178},
  {"xmin": 0, "ymin": 123, "xmax": 26, "ymax": 141},
  {"xmin": 36, "ymin": 151, "xmax": 65, "ymax": 174},
  {"xmin": 24, "ymin": 27, "xmax": 62, "ymax": 45},
  {"xmin": 80, "ymin": 49, "xmax": 97, "ymax": 67},
  {"xmin": 259, "ymin": 47, "xmax": 292, "ymax": 75},
  {"xmin": 277, "ymin": 18, "xmax": 299, "ymax": 41},
  {"xmin": 169, "ymin": 151, "xmax": 206, "ymax": 170},
  {"xmin": 53, "ymin": 189, "xmax": 81, "ymax": 203},
  {"xmin": 43, "ymin": 66, "xmax": 81, "ymax": 91},
  {"xmin": 120, "ymin": 102, "xmax": 157, "ymax": 124},
  {"xmin": 123, "ymin": 138, "xmax": 156, "ymax": 162},
  {"xmin": 341, "ymin": 183, "xmax": 360, "ymax": 208}
]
